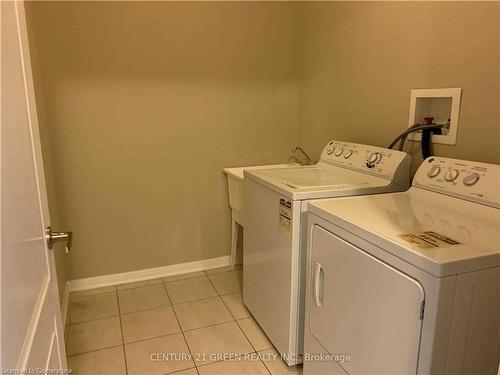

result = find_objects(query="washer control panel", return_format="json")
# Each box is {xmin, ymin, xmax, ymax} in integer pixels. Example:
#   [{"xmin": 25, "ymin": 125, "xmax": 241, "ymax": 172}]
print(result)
[
  {"xmin": 414, "ymin": 157, "xmax": 500, "ymax": 208},
  {"xmin": 320, "ymin": 141, "xmax": 410, "ymax": 183}
]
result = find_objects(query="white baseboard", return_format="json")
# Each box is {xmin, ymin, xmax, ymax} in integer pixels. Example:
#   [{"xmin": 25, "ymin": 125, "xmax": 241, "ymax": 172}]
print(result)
[{"xmin": 65, "ymin": 255, "xmax": 231, "ymax": 293}]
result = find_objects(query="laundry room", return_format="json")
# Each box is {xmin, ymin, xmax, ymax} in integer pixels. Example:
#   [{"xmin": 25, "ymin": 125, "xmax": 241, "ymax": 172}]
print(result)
[{"xmin": 1, "ymin": 1, "xmax": 499, "ymax": 375}]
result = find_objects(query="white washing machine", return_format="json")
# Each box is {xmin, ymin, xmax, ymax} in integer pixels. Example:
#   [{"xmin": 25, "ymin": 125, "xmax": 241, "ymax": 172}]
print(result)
[
  {"xmin": 243, "ymin": 140, "xmax": 411, "ymax": 365},
  {"xmin": 304, "ymin": 157, "xmax": 500, "ymax": 375}
]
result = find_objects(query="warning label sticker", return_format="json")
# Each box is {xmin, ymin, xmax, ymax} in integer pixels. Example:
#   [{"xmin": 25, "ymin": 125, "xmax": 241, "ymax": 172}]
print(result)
[
  {"xmin": 399, "ymin": 231, "xmax": 461, "ymax": 249},
  {"xmin": 279, "ymin": 198, "xmax": 292, "ymax": 234}
]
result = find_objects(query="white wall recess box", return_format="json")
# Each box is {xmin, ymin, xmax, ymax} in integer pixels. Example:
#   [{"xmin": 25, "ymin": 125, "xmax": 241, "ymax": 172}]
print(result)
[{"xmin": 408, "ymin": 88, "xmax": 462, "ymax": 145}]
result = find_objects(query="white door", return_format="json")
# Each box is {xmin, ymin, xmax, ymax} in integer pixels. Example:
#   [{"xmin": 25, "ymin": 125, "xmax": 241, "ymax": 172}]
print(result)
[
  {"xmin": 309, "ymin": 225, "xmax": 424, "ymax": 375},
  {"xmin": 1, "ymin": 0, "xmax": 67, "ymax": 371}
]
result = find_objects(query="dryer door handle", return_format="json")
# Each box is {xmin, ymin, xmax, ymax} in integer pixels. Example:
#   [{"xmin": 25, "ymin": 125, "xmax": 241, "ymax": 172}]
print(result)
[{"xmin": 313, "ymin": 262, "xmax": 324, "ymax": 307}]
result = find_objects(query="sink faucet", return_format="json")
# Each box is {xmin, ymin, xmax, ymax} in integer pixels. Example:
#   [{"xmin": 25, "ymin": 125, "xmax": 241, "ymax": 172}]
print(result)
[{"xmin": 292, "ymin": 146, "xmax": 313, "ymax": 165}]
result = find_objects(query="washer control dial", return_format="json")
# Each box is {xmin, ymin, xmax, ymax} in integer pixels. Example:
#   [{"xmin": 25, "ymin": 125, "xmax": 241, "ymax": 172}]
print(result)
[
  {"xmin": 326, "ymin": 145, "xmax": 335, "ymax": 155},
  {"xmin": 367, "ymin": 152, "xmax": 382, "ymax": 165},
  {"xmin": 463, "ymin": 173, "xmax": 480, "ymax": 186},
  {"xmin": 444, "ymin": 168, "xmax": 459, "ymax": 182},
  {"xmin": 427, "ymin": 165, "xmax": 441, "ymax": 178},
  {"xmin": 334, "ymin": 147, "xmax": 344, "ymax": 157},
  {"xmin": 343, "ymin": 149, "xmax": 353, "ymax": 159}
]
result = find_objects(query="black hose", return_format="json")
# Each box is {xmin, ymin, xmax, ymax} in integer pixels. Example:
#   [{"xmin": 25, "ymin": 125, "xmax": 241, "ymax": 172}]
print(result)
[
  {"xmin": 387, "ymin": 124, "xmax": 445, "ymax": 150},
  {"xmin": 421, "ymin": 128, "xmax": 432, "ymax": 159}
]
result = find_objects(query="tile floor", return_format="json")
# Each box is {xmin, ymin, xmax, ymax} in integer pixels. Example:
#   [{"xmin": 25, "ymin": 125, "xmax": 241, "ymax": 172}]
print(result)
[{"xmin": 66, "ymin": 265, "xmax": 303, "ymax": 375}]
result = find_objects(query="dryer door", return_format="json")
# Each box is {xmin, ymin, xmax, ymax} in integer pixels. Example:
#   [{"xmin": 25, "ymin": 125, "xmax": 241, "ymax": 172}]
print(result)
[{"xmin": 309, "ymin": 225, "xmax": 425, "ymax": 375}]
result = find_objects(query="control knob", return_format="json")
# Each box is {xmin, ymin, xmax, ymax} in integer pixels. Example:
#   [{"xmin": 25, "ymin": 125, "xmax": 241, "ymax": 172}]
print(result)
[
  {"xmin": 463, "ymin": 173, "xmax": 480, "ymax": 186},
  {"xmin": 427, "ymin": 165, "xmax": 441, "ymax": 178},
  {"xmin": 444, "ymin": 168, "xmax": 459, "ymax": 182},
  {"xmin": 334, "ymin": 147, "xmax": 344, "ymax": 157},
  {"xmin": 367, "ymin": 152, "xmax": 382, "ymax": 165},
  {"xmin": 343, "ymin": 149, "xmax": 353, "ymax": 159},
  {"xmin": 326, "ymin": 145, "xmax": 335, "ymax": 155}
]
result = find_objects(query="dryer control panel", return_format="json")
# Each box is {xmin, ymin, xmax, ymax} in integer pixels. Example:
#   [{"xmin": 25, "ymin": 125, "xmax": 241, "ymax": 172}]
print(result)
[
  {"xmin": 413, "ymin": 157, "xmax": 500, "ymax": 208},
  {"xmin": 320, "ymin": 141, "xmax": 411, "ymax": 186}
]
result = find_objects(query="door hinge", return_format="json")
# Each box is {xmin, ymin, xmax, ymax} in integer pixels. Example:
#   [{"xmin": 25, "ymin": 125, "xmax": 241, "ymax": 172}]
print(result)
[{"xmin": 419, "ymin": 300, "xmax": 426, "ymax": 320}]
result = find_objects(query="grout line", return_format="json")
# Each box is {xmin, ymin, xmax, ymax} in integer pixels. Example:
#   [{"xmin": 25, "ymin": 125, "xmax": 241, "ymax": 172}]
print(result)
[
  {"xmin": 218, "ymin": 290, "xmax": 243, "ymax": 297},
  {"xmin": 167, "ymin": 367, "xmax": 199, "ymax": 375},
  {"xmin": 209, "ymin": 267, "xmax": 274, "ymax": 375},
  {"xmin": 114, "ymin": 286, "xmax": 129, "ymax": 375},
  {"xmin": 205, "ymin": 270, "xmax": 224, "ymax": 298},
  {"xmin": 66, "ymin": 343, "xmax": 124, "ymax": 358},
  {"xmin": 258, "ymin": 350, "xmax": 275, "ymax": 375},
  {"xmin": 119, "ymin": 304, "xmax": 174, "ymax": 317},
  {"xmin": 234, "ymin": 318, "xmax": 257, "ymax": 351},
  {"xmin": 204, "ymin": 275, "xmax": 238, "ymax": 327},
  {"xmin": 66, "ymin": 313, "xmax": 120, "ymax": 326},
  {"xmin": 194, "ymin": 350, "xmax": 259, "ymax": 369},
  {"xmin": 119, "ymin": 301, "xmax": 172, "ymax": 316},
  {"xmin": 205, "ymin": 268, "xmax": 243, "ymax": 297},
  {"xmin": 181, "ymin": 320, "xmax": 236, "ymax": 335},
  {"xmin": 122, "ymin": 330, "xmax": 183, "ymax": 346},
  {"xmin": 176, "ymin": 318, "xmax": 235, "ymax": 334},
  {"xmin": 218, "ymin": 293, "xmax": 239, "ymax": 321},
  {"xmin": 164, "ymin": 274, "xmax": 210, "ymax": 287},
  {"xmin": 232, "ymin": 319, "xmax": 275, "ymax": 374},
  {"xmin": 170, "ymin": 294, "xmax": 220, "ymax": 307},
  {"xmin": 201, "ymin": 270, "xmax": 267, "ymax": 372},
  {"xmin": 162, "ymin": 279, "xmax": 197, "ymax": 369}
]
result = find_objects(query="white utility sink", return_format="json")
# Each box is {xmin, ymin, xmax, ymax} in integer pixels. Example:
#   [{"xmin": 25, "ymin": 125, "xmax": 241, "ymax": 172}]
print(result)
[{"xmin": 223, "ymin": 163, "xmax": 297, "ymax": 267}]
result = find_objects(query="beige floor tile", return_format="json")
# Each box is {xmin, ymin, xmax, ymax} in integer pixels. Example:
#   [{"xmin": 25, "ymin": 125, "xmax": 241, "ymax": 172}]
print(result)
[
  {"xmin": 66, "ymin": 316, "xmax": 122, "ymax": 355},
  {"xmin": 183, "ymin": 321, "xmax": 254, "ymax": 365},
  {"xmin": 67, "ymin": 346, "xmax": 126, "ymax": 375},
  {"xmin": 197, "ymin": 356, "xmax": 269, "ymax": 375},
  {"xmin": 163, "ymin": 271, "xmax": 206, "ymax": 282},
  {"xmin": 116, "ymin": 278, "xmax": 163, "ymax": 291},
  {"xmin": 173, "ymin": 297, "xmax": 233, "ymax": 331},
  {"xmin": 208, "ymin": 270, "xmax": 243, "ymax": 295},
  {"xmin": 204, "ymin": 264, "xmax": 242, "ymax": 275},
  {"xmin": 221, "ymin": 292, "xmax": 250, "ymax": 319},
  {"xmin": 237, "ymin": 317, "xmax": 273, "ymax": 351},
  {"xmin": 165, "ymin": 276, "xmax": 217, "ymax": 304},
  {"xmin": 70, "ymin": 286, "xmax": 116, "ymax": 298},
  {"xmin": 68, "ymin": 292, "xmax": 119, "ymax": 323},
  {"xmin": 259, "ymin": 349, "xmax": 303, "ymax": 375},
  {"xmin": 125, "ymin": 334, "xmax": 194, "ymax": 375},
  {"xmin": 118, "ymin": 284, "xmax": 170, "ymax": 314},
  {"xmin": 121, "ymin": 306, "xmax": 180, "ymax": 343}
]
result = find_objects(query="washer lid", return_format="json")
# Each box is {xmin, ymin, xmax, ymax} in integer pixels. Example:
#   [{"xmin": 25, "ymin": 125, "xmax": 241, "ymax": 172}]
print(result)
[
  {"xmin": 262, "ymin": 166, "xmax": 370, "ymax": 189},
  {"xmin": 308, "ymin": 187, "xmax": 500, "ymax": 277}
]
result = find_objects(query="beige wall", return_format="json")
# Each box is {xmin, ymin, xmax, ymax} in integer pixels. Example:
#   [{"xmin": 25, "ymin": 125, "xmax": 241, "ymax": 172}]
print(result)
[
  {"xmin": 299, "ymin": 2, "xmax": 500, "ymax": 172},
  {"xmin": 25, "ymin": 1, "xmax": 301, "ymax": 281},
  {"xmin": 26, "ymin": 2, "xmax": 499, "ymax": 287}
]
